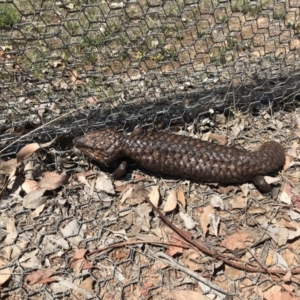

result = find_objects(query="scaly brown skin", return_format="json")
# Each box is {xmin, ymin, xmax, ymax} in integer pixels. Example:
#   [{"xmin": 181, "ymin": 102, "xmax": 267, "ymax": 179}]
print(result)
[{"xmin": 74, "ymin": 128, "xmax": 285, "ymax": 193}]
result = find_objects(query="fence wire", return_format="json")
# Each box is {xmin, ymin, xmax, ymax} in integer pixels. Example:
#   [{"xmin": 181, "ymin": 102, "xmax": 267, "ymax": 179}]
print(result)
[
  {"xmin": 0, "ymin": 0, "xmax": 300, "ymax": 299},
  {"xmin": 0, "ymin": 0, "xmax": 300, "ymax": 153}
]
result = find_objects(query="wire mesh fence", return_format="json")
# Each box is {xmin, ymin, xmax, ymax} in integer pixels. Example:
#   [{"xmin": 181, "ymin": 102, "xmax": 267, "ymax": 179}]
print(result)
[
  {"xmin": 1, "ymin": 0, "xmax": 300, "ymax": 154},
  {"xmin": 0, "ymin": 0, "xmax": 300, "ymax": 299}
]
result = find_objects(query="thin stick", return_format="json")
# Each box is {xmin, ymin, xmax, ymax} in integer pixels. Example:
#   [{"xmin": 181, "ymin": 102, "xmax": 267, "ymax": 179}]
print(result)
[
  {"xmin": 145, "ymin": 197, "xmax": 300, "ymax": 275},
  {"xmin": 87, "ymin": 240, "xmax": 189, "ymax": 257}
]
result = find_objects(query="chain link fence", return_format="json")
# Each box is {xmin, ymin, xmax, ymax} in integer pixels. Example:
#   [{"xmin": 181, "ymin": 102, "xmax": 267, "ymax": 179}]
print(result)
[{"xmin": 0, "ymin": 0, "xmax": 300, "ymax": 299}]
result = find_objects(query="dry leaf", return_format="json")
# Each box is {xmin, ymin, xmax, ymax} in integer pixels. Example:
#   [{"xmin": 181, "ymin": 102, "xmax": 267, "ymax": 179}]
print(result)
[
  {"xmin": 261, "ymin": 223, "xmax": 289, "ymax": 246},
  {"xmin": 148, "ymin": 185, "xmax": 160, "ymax": 207},
  {"xmin": 140, "ymin": 281, "xmax": 154, "ymax": 296},
  {"xmin": 0, "ymin": 259, "xmax": 11, "ymax": 285},
  {"xmin": 0, "ymin": 219, "xmax": 24, "ymax": 260},
  {"xmin": 60, "ymin": 219, "xmax": 85, "ymax": 246},
  {"xmin": 22, "ymin": 178, "xmax": 39, "ymax": 194},
  {"xmin": 208, "ymin": 213, "xmax": 220, "ymax": 237},
  {"xmin": 114, "ymin": 181, "xmax": 133, "ymax": 192},
  {"xmin": 70, "ymin": 257, "xmax": 93, "ymax": 271},
  {"xmin": 179, "ymin": 211, "xmax": 196, "ymax": 230},
  {"xmin": 86, "ymin": 96, "xmax": 98, "ymax": 106},
  {"xmin": 6, "ymin": 175, "xmax": 22, "ymax": 192},
  {"xmin": 288, "ymin": 223, "xmax": 300, "ymax": 241},
  {"xmin": 4, "ymin": 219, "xmax": 18, "ymax": 244},
  {"xmin": 38, "ymin": 277, "xmax": 57, "ymax": 284},
  {"xmin": 0, "ymin": 159, "xmax": 17, "ymax": 175},
  {"xmin": 23, "ymin": 189, "xmax": 48, "ymax": 209},
  {"xmin": 240, "ymin": 184, "xmax": 249, "ymax": 196},
  {"xmin": 95, "ymin": 173, "xmax": 115, "ymax": 194},
  {"xmin": 26, "ymin": 267, "xmax": 58, "ymax": 285},
  {"xmin": 209, "ymin": 194, "xmax": 224, "ymax": 210},
  {"xmin": 262, "ymin": 112, "xmax": 271, "ymax": 120},
  {"xmin": 71, "ymin": 69, "xmax": 78, "ymax": 84},
  {"xmin": 182, "ymin": 249, "xmax": 201, "ymax": 270},
  {"xmin": 49, "ymin": 103, "xmax": 60, "ymax": 115},
  {"xmin": 177, "ymin": 189, "xmax": 186, "ymax": 208},
  {"xmin": 50, "ymin": 277, "xmax": 94, "ymax": 297},
  {"xmin": 199, "ymin": 205, "xmax": 214, "ymax": 236},
  {"xmin": 72, "ymin": 249, "xmax": 87, "ymax": 260},
  {"xmin": 280, "ymin": 219, "xmax": 296, "ymax": 231},
  {"xmin": 281, "ymin": 292, "xmax": 299, "ymax": 300},
  {"xmin": 218, "ymin": 185, "xmax": 235, "ymax": 194},
  {"xmin": 16, "ymin": 143, "xmax": 40, "ymax": 163},
  {"xmin": 263, "ymin": 286, "xmax": 283, "ymax": 300},
  {"xmin": 274, "ymin": 119, "xmax": 283, "ymax": 130},
  {"xmin": 209, "ymin": 133, "xmax": 227, "ymax": 145},
  {"xmin": 289, "ymin": 210, "xmax": 300, "ymax": 221},
  {"xmin": 45, "ymin": 235, "xmax": 69, "ymax": 250},
  {"xmin": 166, "ymin": 230, "xmax": 191, "ymax": 257},
  {"xmin": 247, "ymin": 206, "xmax": 266, "ymax": 214},
  {"xmin": 266, "ymin": 249, "xmax": 276, "ymax": 265},
  {"xmin": 70, "ymin": 69, "xmax": 86, "ymax": 89},
  {"xmin": 292, "ymin": 196, "xmax": 300, "ymax": 209},
  {"xmin": 222, "ymin": 231, "xmax": 249, "ymax": 250},
  {"xmin": 121, "ymin": 186, "xmax": 149, "ymax": 206},
  {"xmin": 287, "ymin": 141, "xmax": 299, "ymax": 158},
  {"xmin": 120, "ymin": 186, "xmax": 134, "ymax": 204},
  {"xmin": 151, "ymin": 261, "xmax": 169, "ymax": 271},
  {"xmin": 50, "ymin": 60, "xmax": 62, "ymax": 67},
  {"xmin": 113, "ymin": 251, "xmax": 128, "ymax": 261},
  {"xmin": 171, "ymin": 290, "xmax": 211, "ymax": 300},
  {"xmin": 61, "ymin": 219, "xmax": 81, "ymax": 237},
  {"xmin": 283, "ymin": 183, "xmax": 293, "ymax": 196},
  {"xmin": 284, "ymin": 155, "xmax": 292, "ymax": 171},
  {"xmin": 20, "ymin": 249, "xmax": 41, "ymax": 269},
  {"xmin": 135, "ymin": 203, "xmax": 152, "ymax": 231},
  {"xmin": 282, "ymin": 270, "xmax": 292, "ymax": 282},
  {"xmin": 163, "ymin": 189, "xmax": 177, "ymax": 213},
  {"xmin": 38, "ymin": 172, "xmax": 69, "ymax": 190},
  {"xmin": 295, "ymin": 130, "xmax": 300, "ymax": 138},
  {"xmin": 79, "ymin": 276, "xmax": 94, "ymax": 291},
  {"xmin": 169, "ymin": 230, "xmax": 192, "ymax": 246},
  {"xmin": 279, "ymin": 191, "xmax": 292, "ymax": 205},
  {"xmin": 24, "ymin": 159, "xmax": 44, "ymax": 180},
  {"xmin": 281, "ymin": 283, "xmax": 295, "ymax": 294},
  {"xmin": 264, "ymin": 176, "xmax": 281, "ymax": 184},
  {"xmin": 291, "ymin": 112, "xmax": 300, "ymax": 129},
  {"xmin": 231, "ymin": 196, "xmax": 247, "ymax": 209},
  {"xmin": 231, "ymin": 119, "xmax": 245, "ymax": 137},
  {"xmin": 215, "ymin": 113, "xmax": 226, "ymax": 124},
  {"xmin": 201, "ymin": 131, "xmax": 211, "ymax": 141},
  {"xmin": 292, "ymin": 113, "xmax": 300, "ymax": 129},
  {"xmin": 166, "ymin": 244, "xmax": 183, "ymax": 257},
  {"xmin": 72, "ymin": 276, "xmax": 95, "ymax": 299},
  {"xmin": 30, "ymin": 204, "xmax": 46, "ymax": 218},
  {"xmin": 75, "ymin": 170, "xmax": 95, "ymax": 182}
]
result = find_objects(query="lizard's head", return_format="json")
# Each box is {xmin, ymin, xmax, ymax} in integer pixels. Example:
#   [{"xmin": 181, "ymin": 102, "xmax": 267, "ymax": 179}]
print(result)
[{"xmin": 74, "ymin": 129, "xmax": 122, "ymax": 164}]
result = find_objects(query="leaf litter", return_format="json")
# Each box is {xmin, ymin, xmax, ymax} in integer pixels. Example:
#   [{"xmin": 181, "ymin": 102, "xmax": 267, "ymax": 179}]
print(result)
[{"xmin": 2, "ymin": 109, "xmax": 300, "ymax": 299}]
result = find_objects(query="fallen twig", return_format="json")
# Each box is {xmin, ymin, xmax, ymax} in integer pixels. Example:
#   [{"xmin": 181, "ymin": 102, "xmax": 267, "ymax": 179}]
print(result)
[
  {"xmin": 87, "ymin": 240, "xmax": 189, "ymax": 257},
  {"xmin": 145, "ymin": 197, "xmax": 300, "ymax": 276}
]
